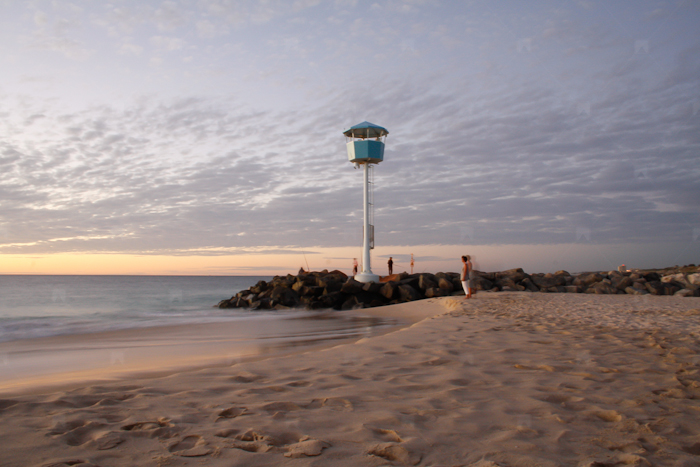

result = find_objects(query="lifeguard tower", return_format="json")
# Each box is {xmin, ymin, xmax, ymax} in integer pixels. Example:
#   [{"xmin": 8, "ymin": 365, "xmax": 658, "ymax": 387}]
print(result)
[{"xmin": 344, "ymin": 121, "xmax": 388, "ymax": 283}]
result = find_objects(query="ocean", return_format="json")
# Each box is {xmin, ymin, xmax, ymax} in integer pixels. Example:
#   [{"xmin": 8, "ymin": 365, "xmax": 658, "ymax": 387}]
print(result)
[
  {"xmin": 0, "ymin": 275, "xmax": 396, "ymax": 344},
  {"xmin": 0, "ymin": 275, "xmax": 402, "ymax": 392}
]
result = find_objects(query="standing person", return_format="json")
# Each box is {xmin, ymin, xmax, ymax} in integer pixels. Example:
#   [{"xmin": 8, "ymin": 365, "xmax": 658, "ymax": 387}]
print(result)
[
  {"xmin": 352, "ymin": 258, "xmax": 358, "ymax": 276},
  {"xmin": 410, "ymin": 254, "xmax": 414, "ymax": 274},
  {"xmin": 388, "ymin": 257, "xmax": 393, "ymax": 275},
  {"xmin": 461, "ymin": 255, "xmax": 472, "ymax": 299}
]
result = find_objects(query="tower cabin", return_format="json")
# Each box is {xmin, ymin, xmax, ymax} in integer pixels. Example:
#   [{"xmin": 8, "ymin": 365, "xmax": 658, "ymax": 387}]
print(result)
[{"xmin": 344, "ymin": 121, "xmax": 389, "ymax": 164}]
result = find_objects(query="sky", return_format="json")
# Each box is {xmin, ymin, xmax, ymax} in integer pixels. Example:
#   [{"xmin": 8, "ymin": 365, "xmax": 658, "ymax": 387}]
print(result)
[{"xmin": 0, "ymin": 0, "xmax": 699, "ymax": 276}]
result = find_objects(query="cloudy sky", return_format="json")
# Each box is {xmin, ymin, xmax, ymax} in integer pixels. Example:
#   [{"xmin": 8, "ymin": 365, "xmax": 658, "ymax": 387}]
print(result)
[{"xmin": 1, "ymin": 0, "xmax": 699, "ymax": 275}]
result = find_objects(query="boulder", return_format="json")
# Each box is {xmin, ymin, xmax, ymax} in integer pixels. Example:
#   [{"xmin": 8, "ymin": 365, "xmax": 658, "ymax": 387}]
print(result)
[
  {"xmin": 496, "ymin": 268, "xmax": 528, "ymax": 283},
  {"xmin": 341, "ymin": 278, "xmax": 365, "ymax": 294},
  {"xmin": 380, "ymin": 282, "xmax": 399, "ymax": 300},
  {"xmin": 362, "ymin": 282, "xmax": 383, "ymax": 294},
  {"xmin": 612, "ymin": 275, "xmax": 633, "ymax": 291},
  {"xmin": 400, "ymin": 276, "xmax": 420, "ymax": 290},
  {"xmin": 520, "ymin": 278, "xmax": 539, "ymax": 292},
  {"xmin": 318, "ymin": 291, "xmax": 346, "ymax": 310},
  {"xmin": 249, "ymin": 298, "xmax": 272, "ymax": 310},
  {"xmin": 645, "ymin": 281, "xmax": 664, "ymax": 295},
  {"xmin": 625, "ymin": 286, "xmax": 648, "ymax": 295},
  {"xmin": 643, "ymin": 272, "xmax": 661, "ymax": 282},
  {"xmin": 398, "ymin": 284, "xmax": 421, "ymax": 302},
  {"xmin": 417, "ymin": 274, "xmax": 438, "ymax": 291},
  {"xmin": 663, "ymin": 284, "xmax": 681, "ymax": 296},
  {"xmin": 688, "ymin": 273, "xmax": 700, "ymax": 286},
  {"xmin": 425, "ymin": 288, "xmax": 451, "ymax": 298},
  {"xmin": 250, "ymin": 280, "xmax": 268, "ymax": 294},
  {"xmin": 437, "ymin": 278, "xmax": 454, "ymax": 292},
  {"xmin": 317, "ymin": 278, "xmax": 342, "ymax": 293},
  {"xmin": 592, "ymin": 282, "xmax": 617, "ymax": 294},
  {"xmin": 573, "ymin": 273, "xmax": 604, "ymax": 288},
  {"xmin": 270, "ymin": 287, "xmax": 300, "ymax": 307},
  {"xmin": 531, "ymin": 273, "xmax": 566, "ymax": 289},
  {"xmin": 564, "ymin": 285, "xmax": 581, "ymax": 293},
  {"xmin": 303, "ymin": 286, "xmax": 324, "ymax": 297},
  {"xmin": 675, "ymin": 289, "xmax": 693, "ymax": 297},
  {"xmin": 341, "ymin": 296, "xmax": 363, "ymax": 311},
  {"xmin": 327, "ymin": 270, "xmax": 348, "ymax": 280},
  {"xmin": 496, "ymin": 278, "xmax": 518, "ymax": 290},
  {"xmin": 474, "ymin": 277, "xmax": 493, "ymax": 291}
]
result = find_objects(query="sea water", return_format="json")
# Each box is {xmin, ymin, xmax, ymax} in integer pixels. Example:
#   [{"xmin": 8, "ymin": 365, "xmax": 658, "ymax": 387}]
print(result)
[
  {"xmin": 0, "ymin": 275, "xmax": 401, "ymax": 390},
  {"xmin": 0, "ymin": 275, "xmax": 398, "ymax": 344},
  {"xmin": 0, "ymin": 275, "xmax": 272, "ymax": 343}
]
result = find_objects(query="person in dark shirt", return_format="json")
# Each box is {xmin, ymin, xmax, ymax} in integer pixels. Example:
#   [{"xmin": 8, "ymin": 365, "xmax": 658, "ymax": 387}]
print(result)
[{"xmin": 388, "ymin": 257, "xmax": 393, "ymax": 275}]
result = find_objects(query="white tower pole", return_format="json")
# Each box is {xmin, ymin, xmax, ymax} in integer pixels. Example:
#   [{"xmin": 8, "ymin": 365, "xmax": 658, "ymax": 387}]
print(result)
[{"xmin": 362, "ymin": 161, "xmax": 372, "ymax": 274}]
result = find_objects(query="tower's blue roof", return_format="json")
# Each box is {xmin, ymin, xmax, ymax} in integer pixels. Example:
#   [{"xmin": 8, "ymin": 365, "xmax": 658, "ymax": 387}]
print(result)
[{"xmin": 343, "ymin": 121, "xmax": 389, "ymax": 138}]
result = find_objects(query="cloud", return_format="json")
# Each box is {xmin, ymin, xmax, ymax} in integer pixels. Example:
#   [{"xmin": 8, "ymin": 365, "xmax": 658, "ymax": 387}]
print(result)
[
  {"xmin": 150, "ymin": 35, "xmax": 186, "ymax": 52},
  {"xmin": 0, "ymin": 1, "xmax": 698, "ymax": 270}
]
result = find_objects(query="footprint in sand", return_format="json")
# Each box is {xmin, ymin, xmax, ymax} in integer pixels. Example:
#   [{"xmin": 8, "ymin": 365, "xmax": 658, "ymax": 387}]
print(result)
[
  {"xmin": 306, "ymin": 397, "xmax": 354, "ymax": 411},
  {"xmin": 121, "ymin": 418, "xmax": 180, "ymax": 439},
  {"xmin": 538, "ymin": 394, "xmax": 584, "ymax": 404},
  {"xmin": 230, "ymin": 372, "xmax": 266, "ymax": 383},
  {"xmin": 367, "ymin": 442, "xmax": 421, "ymax": 465},
  {"xmin": 216, "ymin": 406, "xmax": 250, "ymax": 421},
  {"xmin": 365, "ymin": 426, "xmax": 403, "ymax": 443},
  {"xmin": 40, "ymin": 460, "xmax": 101, "ymax": 467},
  {"xmin": 284, "ymin": 436, "xmax": 331, "ymax": 458},
  {"xmin": 168, "ymin": 435, "xmax": 211, "ymax": 457},
  {"xmin": 49, "ymin": 419, "xmax": 114, "ymax": 448},
  {"xmin": 592, "ymin": 410, "xmax": 623, "ymax": 423}
]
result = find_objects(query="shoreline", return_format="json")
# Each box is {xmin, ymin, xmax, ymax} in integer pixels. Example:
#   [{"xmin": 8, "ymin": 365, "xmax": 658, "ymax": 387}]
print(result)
[
  {"xmin": 2, "ymin": 293, "xmax": 699, "ymax": 466},
  {"xmin": 0, "ymin": 308, "xmax": 408, "ymax": 397}
]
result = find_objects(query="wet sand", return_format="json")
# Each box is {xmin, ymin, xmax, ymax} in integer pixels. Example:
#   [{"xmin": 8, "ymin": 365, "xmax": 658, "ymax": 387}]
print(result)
[{"xmin": 1, "ymin": 293, "xmax": 700, "ymax": 467}]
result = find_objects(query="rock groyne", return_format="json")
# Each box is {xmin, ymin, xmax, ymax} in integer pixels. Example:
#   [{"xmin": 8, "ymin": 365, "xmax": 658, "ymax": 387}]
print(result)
[{"xmin": 217, "ymin": 265, "xmax": 700, "ymax": 311}]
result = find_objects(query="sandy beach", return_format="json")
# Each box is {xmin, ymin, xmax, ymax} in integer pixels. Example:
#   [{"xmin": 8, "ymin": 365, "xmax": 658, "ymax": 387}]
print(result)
[{"xmin": 2, "ymin": 293, "xmax": 700, "ymax": 467}]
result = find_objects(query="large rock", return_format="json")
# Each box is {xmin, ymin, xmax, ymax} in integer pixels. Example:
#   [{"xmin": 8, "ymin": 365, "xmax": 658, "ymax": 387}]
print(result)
[
  {"xmin": 611, "ymin": 275, "xmax": 633, "ymax": 291},
  {"xmin": 400, "ymin": 276, "xmax": 420, "ymax": 290},
  {"xmin": 250, "ymin": 280, "xmax": 268, "ymax": 294},
  {"xmin": 425, "ymin": 287, "xmax": 451, "ymax": 298},
  {"xmin": 270, "ymin": 287, "xmax": 300, "ymax": 307},
  {"xmin": 418, "ymin": 274, "xmax": 438, "ymax": 291},
  {"xmin": 318, "ymin": 291, "xmax": 346, "ymax": 310},
  {"xmin": 591, "ymin": 282, "xmax": 617, "ymax": 294},
  {"xmin": 341, "ymin": 296, "xmax": 362, "ymax": 310},
  {"xmin": 645, "ymin": 281, "xmax": 664, "ymax": 295},
  {"xmin": 495, "ymin": 278, "xmax": 518, "ymax": 290},
  {"xmin": 473, "ymin": 277, "xmax": 493, "ymax": 291},
  {"xmin": 398, "ymin": 284, "xmax": 421, "ymax": 302},
  {"xmin": 437, "ymin": 278, "xmax": 454, "ymax": 292},
  {"xmin": 573, "ymin": 273, "xmax": 604, "ymax": 288},
  {"xmin": 362, "ymin": 282, "xmax": 383, "ymax": 294},
  {"xmin": 675, "ymin": 289, "xmax": 693, "ymax": 297},
  {"xmin": 688, "ymin": 273, "xmax": 700, "ymax": 286},
  {"xmin": 496, "ymin": 268, "xmax": 528, "ymax": 283},
  {"xmin": 380, "ymin": 281, "xmax": 399, "ymax": 300},
  {"xmin": 341, "ymin": 278, "xmax": 365, "ymax": 294},
  {"xmin": 625, "ymin": 286, "xmax": 648, "ymax": 295},
  {"xmin": 317, "ymin": 277, "xmax": 343, "ymax": 293},
  {"xmin": 643, "ymin": 272, "xmax": 661, "ymax": 282},
  {"xmin": 531, "ymin": 273, "xmax": 566, "ymax": 289},
  {"xmin": 520, "ymin": 278, "xmax": 540, "ymax": 292}
]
